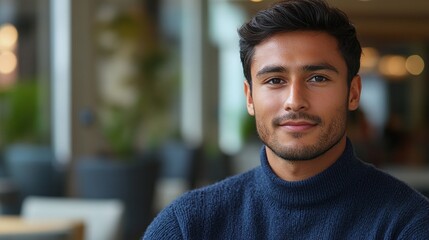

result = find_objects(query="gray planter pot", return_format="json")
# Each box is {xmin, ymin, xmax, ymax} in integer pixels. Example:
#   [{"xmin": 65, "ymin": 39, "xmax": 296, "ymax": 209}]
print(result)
[
  {"xmin": 74, "ymin": 152, "xmax": 160, "ymax": 239},
  {"xmin": 3, "ymin": 144, "xmax": 65, "ymax": 213}
]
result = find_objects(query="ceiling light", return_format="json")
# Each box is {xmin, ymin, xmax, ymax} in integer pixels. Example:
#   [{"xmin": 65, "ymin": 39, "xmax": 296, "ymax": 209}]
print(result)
[
  {"xmin": 0, "ymin": 51, "xmax": 18, "ymax": 74},
  {"xmin": 0, "ymin": 23, "xmax": 18, "ymax": 50},
  {"xmin": 405, "ymin": 55, "xmax": 425, "ymax": 76},
  {"xmin": 361, "ymin": 47, "xmax": 379, "ymax": 71},
  {"xmin": 378, "ymin": 55, "xmax": 407, "ymax": 79}
]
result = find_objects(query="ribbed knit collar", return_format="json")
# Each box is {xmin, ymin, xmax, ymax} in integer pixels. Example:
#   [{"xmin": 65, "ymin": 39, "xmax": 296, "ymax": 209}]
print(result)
[{"xmin": 258, "ymin": 138, "xmax": 363, "ymax": 206}]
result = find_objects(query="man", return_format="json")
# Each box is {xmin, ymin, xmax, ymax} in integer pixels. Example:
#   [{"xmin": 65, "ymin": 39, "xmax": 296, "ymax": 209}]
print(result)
[{"xmin": 143, "ymin": 0, "xmax": 429, "ymax": 239}]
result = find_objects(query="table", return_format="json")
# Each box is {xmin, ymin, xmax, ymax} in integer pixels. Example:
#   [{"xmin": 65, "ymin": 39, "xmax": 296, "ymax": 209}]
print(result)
[
  {"xmin": 0, "ymin": 179, "xmax": 19, "ymax": 203},
  {"xmin": 0, "ymin": 216, "xmax": 84, "ymax": 240},
  {"xmin": 0, "ymin": 179, "xmax": 20, "ymax": 214}
]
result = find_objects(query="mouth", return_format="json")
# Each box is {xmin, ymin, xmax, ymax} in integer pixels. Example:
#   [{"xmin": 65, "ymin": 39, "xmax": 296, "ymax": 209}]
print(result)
[
  {"xmin": 273, "ymin": 113, "xmax": 322, "ymax": 133},
  {"xmin": 279, "ymin": 120, "xmax": 318, "ymax": 132}
]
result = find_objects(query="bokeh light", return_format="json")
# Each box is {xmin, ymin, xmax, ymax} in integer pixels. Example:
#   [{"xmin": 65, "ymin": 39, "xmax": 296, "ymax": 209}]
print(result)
[
  {"xmin": 361, "ymin": 47, "xmax": 380, "ymax": 71},
  {"xmin": 0, "ymin": 23, "xmax": 18, "ymax": 50},
  {"xmin": 378, "ymin": 55, "xmax": 408, "ymax": 79},
  {"xmin": 405, "ymin": 55, "xmax": 425, "ymax": 76},
  {"xmin": 0, "ymin": 51, "xmax": 18, "ymax": 74}
]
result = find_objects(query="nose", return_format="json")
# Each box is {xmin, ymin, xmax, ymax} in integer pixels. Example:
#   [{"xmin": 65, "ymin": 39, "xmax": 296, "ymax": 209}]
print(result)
[{"xmin": 283, "ymin": 81, "xmax": 309, "ymax": 112}]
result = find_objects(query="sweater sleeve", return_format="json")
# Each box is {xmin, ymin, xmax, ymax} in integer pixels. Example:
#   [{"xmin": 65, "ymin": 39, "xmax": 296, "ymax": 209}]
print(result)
[
  {"xmin": 397, "ymin": 201, "xmax": 429, "ymax": 240},
  {"xmin": 142, "ymin": 204, "xmax": 184, "ymax": 240}
]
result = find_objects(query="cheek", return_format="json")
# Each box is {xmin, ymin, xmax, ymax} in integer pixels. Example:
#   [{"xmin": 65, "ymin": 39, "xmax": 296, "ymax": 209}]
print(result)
[
  {"xmin": 253, "ymin": 92, "xmax": 284, "ymax": 116},
  {"xmin": 310, "ymin": 90, "xmax": 349, "ymax": 118}
]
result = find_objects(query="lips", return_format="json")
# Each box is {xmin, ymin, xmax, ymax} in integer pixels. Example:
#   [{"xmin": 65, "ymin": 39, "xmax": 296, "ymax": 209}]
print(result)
[
  {"xmin": 280, "ymin": 120, "xmax": 317, "ymax": 132},
  {"xmin": 273, "ymin": 113, "xmax": 322, "ymax": 132}
]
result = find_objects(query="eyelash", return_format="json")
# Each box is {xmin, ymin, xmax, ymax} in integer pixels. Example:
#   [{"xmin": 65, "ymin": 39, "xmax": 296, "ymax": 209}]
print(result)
[
  {"xmin": 266, "ymin": 78, "xmax": 284, "ymax": 85},
  {"xmin": 309, "ymin": 75, "xmax": 329, "ymax": 82},
  {"xmin": 265, "ymin": 75, "xmax": 329, "ymax": 85}
]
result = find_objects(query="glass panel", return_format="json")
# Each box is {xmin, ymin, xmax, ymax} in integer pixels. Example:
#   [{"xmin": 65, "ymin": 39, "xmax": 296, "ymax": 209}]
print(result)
[
  {"xmin": 354, "ymin": 42, "xmax": 428, "ymax": 167},
  {"xmin": 0, "ymin": 0, "xmax": 51, "ymax": 151},
  {"xmin": 93, "ymin": 0, "xmax": 180, "ymax": 157}
]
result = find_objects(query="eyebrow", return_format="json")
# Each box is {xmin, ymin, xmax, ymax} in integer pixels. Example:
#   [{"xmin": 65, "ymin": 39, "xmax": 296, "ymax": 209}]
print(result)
[
  {"xmin": 256, "ymin": 65, "xmax": 287, "ymax": 77},
  {"xmin": 303, "ymin": 63, "xmax": 339, "ymax": 74},
  {"xmin": 256, "ymin": 63, "xmax": 339, "ymax": 77}
]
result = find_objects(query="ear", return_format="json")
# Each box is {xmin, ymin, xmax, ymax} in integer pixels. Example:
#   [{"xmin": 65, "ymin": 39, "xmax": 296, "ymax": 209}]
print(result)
[
  {"xmin": 244, "ymin": 80, "xmax": 255, "ymax": 116},
  {"xmin": 348, "ymin": 75, "xmax": 362, "ymax": 111}
]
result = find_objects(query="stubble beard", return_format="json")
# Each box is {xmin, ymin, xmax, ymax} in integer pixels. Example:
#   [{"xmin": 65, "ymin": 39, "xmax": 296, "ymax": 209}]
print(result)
[{"xmin": 255, "ymin": 109, "xmax": 347, "ymax": 161}]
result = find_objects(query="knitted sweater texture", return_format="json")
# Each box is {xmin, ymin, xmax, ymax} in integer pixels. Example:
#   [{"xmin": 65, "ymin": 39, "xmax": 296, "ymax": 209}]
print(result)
[{"xmin": 143, "ymin": 141, "xmax": 429, "ymax": 239}]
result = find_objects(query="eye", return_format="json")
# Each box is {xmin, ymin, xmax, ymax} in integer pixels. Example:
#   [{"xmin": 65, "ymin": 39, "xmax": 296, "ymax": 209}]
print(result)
[
  {"xmin": 309, "ymin": 75, "xmax": 328, "ymax": 83},
  {"xmin": 266, "ymin": 78, "xmax": 284, "ymax": 85}
]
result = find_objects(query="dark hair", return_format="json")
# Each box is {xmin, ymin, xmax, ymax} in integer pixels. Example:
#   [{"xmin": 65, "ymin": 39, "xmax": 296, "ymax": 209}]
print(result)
[{"xmin": 238, "ymin": 0, "xmax": 361, "ymax": 88}]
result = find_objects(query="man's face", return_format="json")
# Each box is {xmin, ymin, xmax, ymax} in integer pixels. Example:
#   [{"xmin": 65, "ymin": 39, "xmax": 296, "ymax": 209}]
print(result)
[{"xmin": 244, "ymin": 31, "xmax": 361, "ymax": 161}]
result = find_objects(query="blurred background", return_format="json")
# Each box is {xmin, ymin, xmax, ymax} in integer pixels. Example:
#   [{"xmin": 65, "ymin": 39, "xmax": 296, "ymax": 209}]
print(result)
[{"xmin": 0, "ymin": 0, "xmax": 428, "ymax": 239}]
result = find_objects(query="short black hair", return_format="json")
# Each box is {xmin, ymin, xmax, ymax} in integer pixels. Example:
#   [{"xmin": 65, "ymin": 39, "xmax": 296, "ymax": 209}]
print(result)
[{"xmin": 238, "ymin": 0, "xmax": 361, "ymax": 88}]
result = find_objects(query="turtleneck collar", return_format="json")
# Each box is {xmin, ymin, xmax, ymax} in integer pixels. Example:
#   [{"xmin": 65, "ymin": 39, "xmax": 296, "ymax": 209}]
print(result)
[{"xmin": 257, "ymin": 138, "xmax": 363, "ymax": 206}]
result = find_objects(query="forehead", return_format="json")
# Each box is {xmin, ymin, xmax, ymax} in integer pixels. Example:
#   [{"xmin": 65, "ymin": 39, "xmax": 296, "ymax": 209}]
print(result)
[{"xmin": 251, "ymin": 31, "xmax": 347, "ymax": 75}]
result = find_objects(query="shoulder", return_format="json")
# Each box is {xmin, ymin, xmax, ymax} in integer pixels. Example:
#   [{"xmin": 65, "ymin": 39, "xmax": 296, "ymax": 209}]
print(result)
[
  {"xmin": 350, "ymin": 162, "xmax": 429, "ymax": 238},
  {"xmin": 360, "ymin": 162, "xmax": 429, "ymax": 203},
  {"xmin": 176, "ymin": 168, "xmax": 258, "ymax": 209},
  {"xmin": 144, "ymin": 168, "xmax": 259, "ymax": 239},
  {"xmin": 359, "ymin": 162, "xmax": 429, "ymax": 219}
]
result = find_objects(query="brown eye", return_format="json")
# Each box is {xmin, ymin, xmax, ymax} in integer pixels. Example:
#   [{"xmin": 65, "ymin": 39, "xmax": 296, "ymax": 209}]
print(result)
[
  {"xmin": 309, "ymin": 75, "xmax": 328, "ymax": 82},
  {"xmin": 267, "ymin": 78, "xmax": 283, "ymax": 84}
]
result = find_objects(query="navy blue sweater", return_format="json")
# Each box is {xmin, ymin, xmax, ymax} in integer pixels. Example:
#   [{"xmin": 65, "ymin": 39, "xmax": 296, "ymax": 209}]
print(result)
[{"xmin": 144, "ymin": 141, "xmax": 429, "ymax": 239}]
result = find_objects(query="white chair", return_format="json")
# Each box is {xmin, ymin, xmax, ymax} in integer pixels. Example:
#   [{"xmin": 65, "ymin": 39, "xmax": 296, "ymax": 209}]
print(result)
[{"xmin": 21, "ymin": 196, "xmax": 124, "ymax": 240}]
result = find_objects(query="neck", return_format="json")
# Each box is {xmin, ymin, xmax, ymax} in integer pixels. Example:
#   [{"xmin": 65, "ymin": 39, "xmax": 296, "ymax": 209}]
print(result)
[{"xmin": 266, "ymin": 136, "xmax": 347, "ymax": 181}]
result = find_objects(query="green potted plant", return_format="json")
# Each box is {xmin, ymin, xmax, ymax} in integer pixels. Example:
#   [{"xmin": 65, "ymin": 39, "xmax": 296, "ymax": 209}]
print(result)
[
  {"xmin": 0, "ymin": 80, "xmax": 63, "ymax": 213},
  {"xmin": 74, "ymin": 4, "xmax": 178, "ymax": 238},
  {"xmin": 0, "ymin": 81, "xmax": 47, "ymax": 145}
]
